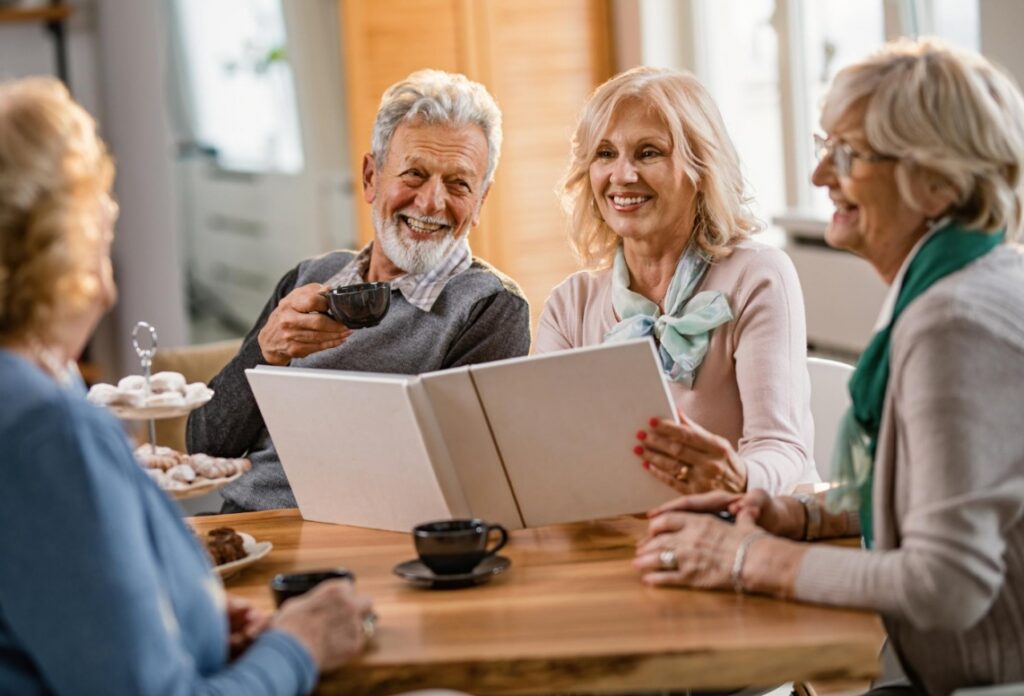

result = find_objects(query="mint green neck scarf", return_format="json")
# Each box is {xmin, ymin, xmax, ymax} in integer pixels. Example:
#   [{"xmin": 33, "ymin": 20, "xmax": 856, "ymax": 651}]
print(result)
[
  {"xmin": 829, "ymin": 221, "xmax": 1004, "ymax": 547},
  {"xmin": 604, "ymin": 244, "xmax": 733, "ymax": 386}
]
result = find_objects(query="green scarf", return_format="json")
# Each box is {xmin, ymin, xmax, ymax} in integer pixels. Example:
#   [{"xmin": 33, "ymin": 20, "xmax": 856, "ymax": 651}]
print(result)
[{"xmin": 829, "ymin": 221, "xmax": 1004, "ymax": 548}]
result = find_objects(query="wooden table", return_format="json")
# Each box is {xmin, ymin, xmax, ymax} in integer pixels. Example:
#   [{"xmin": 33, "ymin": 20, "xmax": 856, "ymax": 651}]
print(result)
[{"xmin": 192, "ymin": 510, "xmax": 884, "ymax": 695}]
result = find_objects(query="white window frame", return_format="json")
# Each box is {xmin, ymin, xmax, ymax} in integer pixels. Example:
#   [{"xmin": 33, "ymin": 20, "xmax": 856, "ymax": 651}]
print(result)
[
  {"xmin": 634, "ymin": 0, "xmax": 975, "ymax": 236},
  {"xmin": 777, "ymin": 0, "xmax": 974, "ymax": 232}
]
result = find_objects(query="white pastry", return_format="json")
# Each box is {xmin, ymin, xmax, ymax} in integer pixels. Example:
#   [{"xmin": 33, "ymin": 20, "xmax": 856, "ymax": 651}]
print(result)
[
  {"xmin": 150, "ymin": 371, "xmax": 186, "ymax": 394},
  {"xmin": 133, "ymin": 444, "xmax": 186, "ymax": 471},
  {"xmin": 117, "ymin": 375, "xmax": 147, "ymax": 392},
  {"xmin": 190, "ymin": 453, "xmax": 251, "ymax": 479},
  {"xmin": 107, "ymin": 390, "xmax": 145, "ymax": 407},
  {"xmin": 184, "ymin": 382, "xmax": 213, "ymax": 405},
  {"xmin": 144, "ymin": 392, "xmax": 185, "ymax": 408},
  {"xmin": 144, "ymin": 468, "xmax": 186, "ymax": 491},
  {"xmin": 167, "ymin": 463, "xmax": 197, "ymax": 483},
  {"xmin": 144, "ymin": 468, "xmax": 168, "ymax": 485},
  {"xmin": 86, "ymin": 383, "xmax": 120, "ymax": 405}
]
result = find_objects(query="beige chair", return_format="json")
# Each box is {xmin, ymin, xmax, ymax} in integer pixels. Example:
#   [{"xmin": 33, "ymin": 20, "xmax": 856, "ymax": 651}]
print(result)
[
  {"xmin": 146, "ymin": 338, "xmax": 242, "ymax": 453},
  {"xmin": 807, "ymin": 356, "xmax": 855, "ymax": 483}
]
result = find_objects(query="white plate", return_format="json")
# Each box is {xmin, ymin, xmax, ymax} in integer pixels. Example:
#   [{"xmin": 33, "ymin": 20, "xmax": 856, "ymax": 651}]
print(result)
[
  {"xmin": 214, "ymin": 532, "xmax": 273, "ymax": 579},
  {"xmin": 108, "ymin": 391, "xmax": 213, "ymax": 420},
  {"xmin": 167, "ymin": 469, "xmax": 246, "ymax": 500}
]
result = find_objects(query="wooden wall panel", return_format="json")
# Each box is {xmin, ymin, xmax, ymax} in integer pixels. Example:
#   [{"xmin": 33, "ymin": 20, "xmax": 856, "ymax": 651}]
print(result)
[
  {"xmin": 341, "ymin": 0, "xmax": 468, "ymax": 245},
  {"xmin": 340, "ymin": 0, "xmax": 613, "ymax": 331}
]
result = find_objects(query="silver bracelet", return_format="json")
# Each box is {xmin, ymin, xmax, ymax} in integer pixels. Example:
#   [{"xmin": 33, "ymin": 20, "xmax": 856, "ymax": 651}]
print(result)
[{"xmin": 730, "ymin": 531, "xmax": 769, "ymax": 593}]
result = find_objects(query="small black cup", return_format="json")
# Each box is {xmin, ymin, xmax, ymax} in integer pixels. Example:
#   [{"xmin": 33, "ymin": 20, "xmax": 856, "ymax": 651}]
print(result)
[
  {"xmin": 321, "ymin": 282, "xmax": 391, "ymax": 329},
  {"xmin": 413, "ymin": 519, "xmax": 508, "ymax": 575},
  {"xmin": 270, "ymin": 568, "xmax": 354, "ymax": 607}
]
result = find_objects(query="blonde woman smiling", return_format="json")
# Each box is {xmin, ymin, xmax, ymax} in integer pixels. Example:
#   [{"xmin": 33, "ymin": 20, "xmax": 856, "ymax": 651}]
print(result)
[{"xmin": 536, "ymin": 67, "xmax": 815, "ymax": 496}]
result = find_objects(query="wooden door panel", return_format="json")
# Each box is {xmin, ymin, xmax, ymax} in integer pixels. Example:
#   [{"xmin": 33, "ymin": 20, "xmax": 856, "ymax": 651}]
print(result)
[{"xmin": 340, "ymin": 0, "xmax": 613, "ymax": 332}]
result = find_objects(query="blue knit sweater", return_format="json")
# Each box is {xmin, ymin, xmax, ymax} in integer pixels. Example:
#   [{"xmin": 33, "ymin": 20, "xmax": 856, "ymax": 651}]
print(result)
[{"xmin": 0, "ymin": 350, "xmax": 316, "ymax": 695}]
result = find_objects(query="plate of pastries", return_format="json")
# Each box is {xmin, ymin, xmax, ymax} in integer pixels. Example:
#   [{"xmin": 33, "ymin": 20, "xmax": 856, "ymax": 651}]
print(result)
[
  {"xmin": 135, "ymin": 445, "xmax": 251, "ymax": 499},
  {"xmin": 87, "ymin": 371, "xmax": 214, "ymax": 419},
  {"xmin": 197, "ymin": 527, "xmax": 273, "ymax": 579}
]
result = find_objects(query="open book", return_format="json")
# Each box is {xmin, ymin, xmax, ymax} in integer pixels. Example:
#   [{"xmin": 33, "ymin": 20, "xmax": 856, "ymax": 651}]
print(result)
[{"xmin": 245, "ymin": 338, "xmax": 679, "ymax": 531}]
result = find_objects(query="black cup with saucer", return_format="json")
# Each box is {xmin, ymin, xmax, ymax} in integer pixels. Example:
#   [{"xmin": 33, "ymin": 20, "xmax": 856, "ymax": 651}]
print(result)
[{"xmin": 393, "ymin": 518, "xmax": 511, "ymax": 589}]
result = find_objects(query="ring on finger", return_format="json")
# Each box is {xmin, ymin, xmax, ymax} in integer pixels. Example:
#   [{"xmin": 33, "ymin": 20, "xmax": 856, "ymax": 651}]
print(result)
[
  {"xmin": 361, "ymin": 613, "xmax": 378, "ymax": 642},
  {"xmin": 658, "ymin": 549, "xmax": 678, "ymax": 571},
  {"xmin": 674, "ymin": 465, "xmax": 689, "ymax": 481}
]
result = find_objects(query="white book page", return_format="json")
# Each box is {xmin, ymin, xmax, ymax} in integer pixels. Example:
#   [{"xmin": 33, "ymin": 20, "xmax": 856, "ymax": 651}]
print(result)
[
  {"xmin": 246, "ymin": 367, "xmax": 455, "ymax": 531},
  {"xmin": 420, "ymin": 368, "xmax": 524, "ymax": 529},
  {"xmin": 468, "ymin": 339, "xmax": 678, "ymax": 526}
]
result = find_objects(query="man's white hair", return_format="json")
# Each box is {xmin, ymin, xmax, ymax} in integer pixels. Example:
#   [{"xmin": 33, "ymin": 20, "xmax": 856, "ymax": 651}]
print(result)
[{"xmin": 371, "ymin": 69, "xmax": 502, "ymax": 184}]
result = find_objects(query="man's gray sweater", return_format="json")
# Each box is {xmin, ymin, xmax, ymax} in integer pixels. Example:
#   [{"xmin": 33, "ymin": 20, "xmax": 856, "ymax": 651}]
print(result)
[{"xmin": 186, "ymin": 250, "xmax": 531, "ymax": 511}]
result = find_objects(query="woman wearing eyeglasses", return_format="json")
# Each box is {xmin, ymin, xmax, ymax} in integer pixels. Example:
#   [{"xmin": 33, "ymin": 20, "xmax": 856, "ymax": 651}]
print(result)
[
  {"xmin": 536, "ymin": 67, "xmax": 816, "ymax": 498},
  {"xmin": 635, "ymin": 39, "xmax": 1024, "ymax": 694}
]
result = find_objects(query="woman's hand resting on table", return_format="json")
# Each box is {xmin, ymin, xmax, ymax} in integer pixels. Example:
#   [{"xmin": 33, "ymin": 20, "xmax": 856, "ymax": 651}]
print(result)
[
  {"xmin": 633, "ymin": 490, "xmax": 808, "ymax": 596},
  {"xmin": 634, "ymin": 412, "xmax": 747, "ymax": 495},
  {"xmin": 271, "ymin": 579, "xmax": 374, "ymax": 671},
  {"xmin": 646, "ymin": 489, "xmax": 807, "ymax": 540}
]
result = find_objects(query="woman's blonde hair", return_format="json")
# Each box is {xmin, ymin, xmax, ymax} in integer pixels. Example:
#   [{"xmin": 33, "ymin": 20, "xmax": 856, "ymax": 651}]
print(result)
[
  {"xmin": 0, "ymin": 77, "xmax": 114, "ymax": 344},
  {"xmin": 821, "ymin": 38, "xmax": 1024, "ymax": 240},
  {"xmin": 561, "ymin": 66, "xmax": 761, "ymax": 269}
]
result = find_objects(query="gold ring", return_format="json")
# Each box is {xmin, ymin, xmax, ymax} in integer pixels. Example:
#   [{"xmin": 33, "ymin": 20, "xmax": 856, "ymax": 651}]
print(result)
[{"xmin": 674, "ymin": 465, "xmax": 689, "ymax": 481}]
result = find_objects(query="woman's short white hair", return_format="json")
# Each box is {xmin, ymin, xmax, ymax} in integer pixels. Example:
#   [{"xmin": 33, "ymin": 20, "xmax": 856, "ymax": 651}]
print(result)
[
  {"xmin": 561, "ymin": 66, "xmax": 761, "ymax": 269},
  {"xmin": 372, "ymin": 69, "xmax": 502, "ymax": 185},
  {"xmin": 821, "ymin": 38, "xmax": 1024, "ymax": 240}
]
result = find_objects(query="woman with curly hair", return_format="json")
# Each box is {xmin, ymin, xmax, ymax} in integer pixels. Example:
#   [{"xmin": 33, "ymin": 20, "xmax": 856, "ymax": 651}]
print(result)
[{"xmin": 0, "ymin": 77, "xmax": 375, "ymax": 695}]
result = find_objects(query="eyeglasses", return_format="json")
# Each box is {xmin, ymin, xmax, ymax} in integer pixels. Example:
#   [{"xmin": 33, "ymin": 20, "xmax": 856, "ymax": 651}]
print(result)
[{"xmin": 814, "ymin": 133, "xmax": 897, "ymax": 177}]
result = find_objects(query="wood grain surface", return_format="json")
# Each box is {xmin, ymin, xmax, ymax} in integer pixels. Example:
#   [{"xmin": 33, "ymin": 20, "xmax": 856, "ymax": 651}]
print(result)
[
  {"xmin": 338, "ymin": 0, "xmax": 613, "ymax": 329},
  {"xmin": 192, "ymin": 510, "xmax": 884, "ymax": 695}
]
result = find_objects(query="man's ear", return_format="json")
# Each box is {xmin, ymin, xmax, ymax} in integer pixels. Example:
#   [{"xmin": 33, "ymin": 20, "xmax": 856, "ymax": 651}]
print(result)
[
  {"xmin": 472, "ymin": 184, "xmax": 492, "ymax": 227},
  {"xmin": 362, "ymin": 153, "xmax": 377, "ymax": 204}
]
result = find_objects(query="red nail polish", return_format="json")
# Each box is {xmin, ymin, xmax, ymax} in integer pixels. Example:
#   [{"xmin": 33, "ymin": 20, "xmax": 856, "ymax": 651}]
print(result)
[
  {"xmin": 636, "ymin": 430, "xmax": 647, "ymax": 440},
  {"xmin": 642, "ymin": 460, "xmax": 650, "ymax": 470},
  {"xmin": 649, "ymin": 417, "xmax": 659, "ymax": 428},
  {"xmin": 633, "ymin": 445, "xmax": 644, "ymax": 456}
]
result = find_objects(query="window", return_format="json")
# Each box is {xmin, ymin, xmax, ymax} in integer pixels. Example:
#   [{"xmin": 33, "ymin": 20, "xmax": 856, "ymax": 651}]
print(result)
[
  {"xmin": 697, "ymin": 0, "xmax": 785, "ymax": 240},
  {"xmin": 676, "ymin": 0, "xmax": 980, "ymax": 231},
  {"xmin": 171, "ymin": 0, "xmax": 304, "ymax": 174}
]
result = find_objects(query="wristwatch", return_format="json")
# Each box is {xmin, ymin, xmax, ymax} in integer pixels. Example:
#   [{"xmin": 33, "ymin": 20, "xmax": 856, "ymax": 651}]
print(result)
[{"xmin": 795, "ymin": 493, "xmax": 823, "ymax": 541}]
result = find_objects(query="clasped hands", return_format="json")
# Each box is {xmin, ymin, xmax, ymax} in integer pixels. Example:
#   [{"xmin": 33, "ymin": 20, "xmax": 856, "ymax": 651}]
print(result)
[
  {"xmin": 258, "ymin": 284, "xmax": 352, "ymax": 366},
  {"xmin": 633, "ymin": 490, "xmax": 807, "ymax": 596}
]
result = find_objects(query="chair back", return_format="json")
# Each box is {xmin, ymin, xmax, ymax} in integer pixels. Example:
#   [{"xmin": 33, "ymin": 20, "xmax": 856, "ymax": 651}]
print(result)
[
  {"xmin": 148, "ymin": 338, "xmax": 242, "ymax": 452},
  {"xmin": 807, "ymin": 356, "xmax": 855, "ymax": 482}
]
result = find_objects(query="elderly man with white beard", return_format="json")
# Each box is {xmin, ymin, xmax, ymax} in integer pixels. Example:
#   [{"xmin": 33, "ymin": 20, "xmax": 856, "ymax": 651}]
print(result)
[{"xmin": 188, "ymin": 70, "xmax": 531, "ymax": 512}]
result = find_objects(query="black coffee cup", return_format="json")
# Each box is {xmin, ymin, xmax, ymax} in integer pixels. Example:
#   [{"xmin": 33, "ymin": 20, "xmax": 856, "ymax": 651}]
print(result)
[
  {"xmin": 413, "ymin": 519, "xmax": 508, "ymax": 575},
  {"xmin": 270, "ymin": 568, "xmax": 354, "ymax": 607},
  {"xmin": 320, "ymin": 282, "xmax": 391, "ymax": 329}
]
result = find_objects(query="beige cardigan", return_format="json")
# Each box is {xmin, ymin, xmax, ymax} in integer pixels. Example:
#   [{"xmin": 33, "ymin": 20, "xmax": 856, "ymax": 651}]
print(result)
[{"xmin": 795, "ymin": 245, "xmax": 1024, "ymax": 695}]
